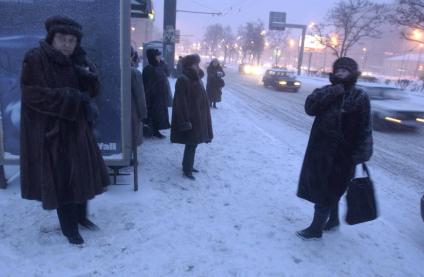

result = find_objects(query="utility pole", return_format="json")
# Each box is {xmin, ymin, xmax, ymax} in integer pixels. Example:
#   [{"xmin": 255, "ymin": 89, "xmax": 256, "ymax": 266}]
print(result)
[{"xmin": 163, "ymin": 0, "xmax": 177, "ymax": 72}]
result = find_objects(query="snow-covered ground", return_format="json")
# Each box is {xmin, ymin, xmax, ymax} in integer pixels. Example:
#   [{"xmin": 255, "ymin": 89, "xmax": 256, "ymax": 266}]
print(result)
[{"xmin": 1, "ymin": 74, "xmax": 424, "ymax": 277}]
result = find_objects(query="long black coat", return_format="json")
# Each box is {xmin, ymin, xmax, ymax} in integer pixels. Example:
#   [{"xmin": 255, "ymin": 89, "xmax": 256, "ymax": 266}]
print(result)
[
  {"xmin": 131, "ymin": 67, "xmax": 147, "ymax": 145},
  {"xmin": 20, "ymin": 41, "xmax": 110, "ymax": 210},
  {"xmin": 206, "ymin": 64, "xmax": 225, "ymax": 102},
  {"xmin": 171, "ymin": 68, "xmax": 213, "ymax": 145},
  {"xmin": 142, "ymin": 55, "xmax": 171, "ymax": 130},
  {"xmin": 297, "ymin": 84, "xmax": 373, "ymax": 206}
]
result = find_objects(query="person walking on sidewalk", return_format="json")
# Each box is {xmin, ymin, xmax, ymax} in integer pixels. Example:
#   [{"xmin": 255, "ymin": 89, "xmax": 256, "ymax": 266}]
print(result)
[
  {"xmin": 142, "ymin": 48, "xmax": 171, "ymax": 139},
  {"xmin": 206, "ymin": 58, "xmax": 225, "ymax": 109},
  {"xmin": 296, "ymin": 57, "xmax": 373, "ymax": 240},
  {"xmin": 171, "ymin": 54, "xmax": 213, "ymax": 180},
  {"xmin": 20, "ymin": 16, "xmax": 110, "ymax": 245}
]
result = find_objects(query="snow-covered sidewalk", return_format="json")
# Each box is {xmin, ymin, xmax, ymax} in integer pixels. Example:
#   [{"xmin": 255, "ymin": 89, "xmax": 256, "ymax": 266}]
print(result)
[{"xmin": 0, "ymin": 83, "xmax": 423, "ymax": 276}]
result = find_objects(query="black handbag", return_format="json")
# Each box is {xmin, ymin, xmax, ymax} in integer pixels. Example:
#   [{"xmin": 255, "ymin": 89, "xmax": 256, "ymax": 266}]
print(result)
[{"xmin": 345, "ymin": 163, "xmax": 378, "ymax": 225}]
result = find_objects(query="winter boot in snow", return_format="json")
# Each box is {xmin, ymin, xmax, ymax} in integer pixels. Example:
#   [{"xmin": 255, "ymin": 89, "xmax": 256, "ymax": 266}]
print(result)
[
  {"xmin": 183, "ymin": 171, "xmax": 195, "ymax": 180},
  {"xmin": 324, "ymin": 205, "xmax": 340, "ymax": 232},
  {"xmin": 296, "ymin": 207, "xmax": 329, "ymax": 240},
  {"xmin": 192, "ymin": 168, "xmax": 199, "ymax": 173},
  {"xmin": 79, "ymin": 218, "xmax": 100, "ymax": 231},
  {"xmin": 67, "ymin": 233, "xmax": 84, "ymax": 245},
  {"xmin": 153, "ymin": 130, "xmax": 166, "ymax": 139}
]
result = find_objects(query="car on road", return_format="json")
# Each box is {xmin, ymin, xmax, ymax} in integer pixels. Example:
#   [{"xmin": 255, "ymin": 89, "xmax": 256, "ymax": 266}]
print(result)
[
  {"xmin": 238, "ymin": 63, "xmax": 263, "ymax": 76},
  {"xmin": 357, "ymin": 84, "xmax": 424, "ymax": 131},
  {"xmin": 262, "ymin": 69, "xmax": 301, "ymax": 92}
]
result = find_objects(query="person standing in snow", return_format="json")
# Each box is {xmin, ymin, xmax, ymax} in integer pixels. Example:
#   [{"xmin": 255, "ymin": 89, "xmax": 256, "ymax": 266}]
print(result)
[
  {"xmin": 20, "ymin": 16, "xmax": 110, "ymax": 245},
  {"xmin": 142, "ymin": 48, "xmax": 171, "ymax": 139},
  {"xmin": 176, "ymin": 56, "xmax": 183, "ymax": 77},
  {"xmin": 297, "ymin": 57, "xmax": 373, "ymax": 240},
  {"xmin": 171, "ymin": 54, "xmax": 213, "ymax": 180},
  {"xmin": 131, "ymin": 47, "xmax": 148, "ymax": 146},
  {"xmin": 206, "ymin": 59, "xmax": 225, "ymax": 109}
]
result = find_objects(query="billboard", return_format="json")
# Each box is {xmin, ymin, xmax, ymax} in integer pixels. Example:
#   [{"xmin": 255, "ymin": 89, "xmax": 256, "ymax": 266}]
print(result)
[{"xmin": 0, "ymin": 0, "xmax": 132, "ymax": 167}]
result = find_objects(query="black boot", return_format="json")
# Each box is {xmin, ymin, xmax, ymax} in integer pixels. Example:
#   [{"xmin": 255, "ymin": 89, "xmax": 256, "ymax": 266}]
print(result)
[
  {"xmin": 183, "ymin": 171, "xmax": 195, "ymax": 180},
  {"xmin": 324, "ymin": 204, "xmax": 340, "ymax": 231},
  {"xmin": 297, "ymin": 205, "xmax": 329, "ymax": 240},
  {"xmin": 213, "ymin": 102, "xmax": 217, "ymax": 109},
  {"xmin": 67, "ymin": 233, "xmax": 85, "ymax": 245},
  {"xmin": 57, "ymin": 204, "xmax": 85, "ymax": 245},
  {"xmin": 77, "ymin": 202, "xmax": 100, "ymax": 231},
  {"xmin": 153, "ymin": 130, "xmax": 166, "ymax": 139}
]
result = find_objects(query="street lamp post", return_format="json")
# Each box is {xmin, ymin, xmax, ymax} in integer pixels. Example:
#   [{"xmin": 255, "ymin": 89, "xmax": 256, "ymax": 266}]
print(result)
[{"xmin": 362, "ymin": 47, "xmax": 368, "ymax": 71}]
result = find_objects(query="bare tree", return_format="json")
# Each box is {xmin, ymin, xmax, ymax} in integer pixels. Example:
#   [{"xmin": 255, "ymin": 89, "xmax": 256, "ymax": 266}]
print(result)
[
  {"xmin": 314, "ymin": 0, "xmax": 387, "ymax": 57},
  {"xmin": 203, "ymin": 24, "xmax": 225, "ymax": 58},
  {"xmin": 392, "ymin": 0, "xmax": 424, "ymax": 44},
  {"xmin": 222, "ymin": 26, "xmax": 235, "ymax": 64},
  {"xmin": 238, "ymin": 21, "xmax": 266, "ymax": 64},
  {"xmin": 266, "ymin": 30, "xmax": 292, "ymax": 66}
]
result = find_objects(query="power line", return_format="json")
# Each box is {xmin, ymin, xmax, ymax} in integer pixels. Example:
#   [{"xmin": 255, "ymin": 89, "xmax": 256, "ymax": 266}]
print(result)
[{"xmin": 177, "ymin": 9, "xmax": 222, "ymax": 16}]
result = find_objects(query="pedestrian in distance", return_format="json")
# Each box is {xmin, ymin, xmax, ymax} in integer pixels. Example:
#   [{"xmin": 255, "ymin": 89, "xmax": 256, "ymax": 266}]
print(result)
[
  {"xmin": 171, "ymin": 54, "xmax": 213, "ymax": 180},
  {"xmin": 142, "ymin": 48, "xmax": 171, "ymax": 139},
  {"xmin": 206, "ymin": 58, "xmax": 225, "ymax": 109},
  {"xmin": 131, "ymin": 47, "xmax": 148, "ymax": 146},
  {"xmin": 20, "ymin": 16, "xmax": 110, "ymax": 245},
  {"xmin": 297, "ymin": 57, "xmax": 373, "ymax": 240}
]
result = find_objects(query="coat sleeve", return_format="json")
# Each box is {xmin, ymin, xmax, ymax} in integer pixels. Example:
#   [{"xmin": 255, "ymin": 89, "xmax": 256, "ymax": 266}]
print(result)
[
  {"xmin": 20, "ymin": 51, "xmax": 82, "ymax": 121},
  {"xmin": 305, "ymin": 85, "xmax": 344, "ymax": 116},
  {"xmin": 173, "ymin": 78, "xmax": 192, "ymax": 131},
  {"xmin": 131, "ymin": 68, "xmax": 148, "ymax": 120},
  {"xmin": 74, "ymin": 59, "xmax": 100, "ymax": 97},
  {"xmin": 352, "ymin": 93, "xmax": 373, "ymax": 164}
]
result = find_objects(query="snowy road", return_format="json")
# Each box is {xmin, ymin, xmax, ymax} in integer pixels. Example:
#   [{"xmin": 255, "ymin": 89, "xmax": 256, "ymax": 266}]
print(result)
[{"xmin": 0, "ymin": 69, "xmax": 424, "ymax": 277}]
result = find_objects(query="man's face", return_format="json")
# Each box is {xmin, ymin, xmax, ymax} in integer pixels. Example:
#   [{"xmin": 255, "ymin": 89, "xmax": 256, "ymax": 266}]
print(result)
[
  {"xmin": 155, "ymin": 55, "xmax": 161, "ymax": 63},
  {"xmin": 52, "ymin": 33, "xmax": 77, "ymax": 57},
  {"xmin": 335, "ymin": 68, "xmax": 351, "ymax": 79}
]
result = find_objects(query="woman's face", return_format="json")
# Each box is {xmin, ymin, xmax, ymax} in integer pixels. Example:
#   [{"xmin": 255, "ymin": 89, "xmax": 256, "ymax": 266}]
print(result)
[
  {"xmin": 212, "ymin": 60, "xmax": 218, "ymax": 66},
  {"xmin": 191, "ymin": 63, "xmax": 200, "ymax": 73},
  {"xmin": 335, "ymin": 68, "xmax": 351, "ymax": 79},
  {"xmin": 52, "ymin": 33, "xmax": 77, "ymax": 57}
]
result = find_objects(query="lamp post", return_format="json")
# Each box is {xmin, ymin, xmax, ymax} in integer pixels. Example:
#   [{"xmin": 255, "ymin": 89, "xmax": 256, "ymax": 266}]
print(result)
[{"xmin": 362, "ymin": 47, "xmax": 368, "ymax": 71}]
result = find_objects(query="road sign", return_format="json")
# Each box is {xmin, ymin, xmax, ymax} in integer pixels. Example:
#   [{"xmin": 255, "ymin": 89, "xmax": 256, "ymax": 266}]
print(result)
[
  {"xmin": 163, "ymin": 25, "xmax": 176, "ymax": 44},
  {"xmin": 175, "ymin": 30, "xmax": 181, "ymax": 43},
  {"xmin": 269, "ymin": 11, "xmax": 286, "ymax": 31}
]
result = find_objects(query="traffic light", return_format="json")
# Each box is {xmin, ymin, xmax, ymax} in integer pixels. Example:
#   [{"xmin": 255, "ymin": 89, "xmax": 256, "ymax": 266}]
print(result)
[{"xmin": 131, "ymin": 0, "xmax": 153, "ymax": 19}]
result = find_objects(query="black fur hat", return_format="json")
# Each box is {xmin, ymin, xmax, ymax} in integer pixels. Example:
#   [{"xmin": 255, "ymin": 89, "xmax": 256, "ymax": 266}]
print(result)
[
  {"xmin": 45, "ymin": 16, "xmax": 83, "ymax": 44},
  {"xmin": 182, "ymin": 54, "xmax": 201, "ymax": 68},
  {"xmin": 333, "ymin": 57, "xmax": 359, "ymax": 74}
]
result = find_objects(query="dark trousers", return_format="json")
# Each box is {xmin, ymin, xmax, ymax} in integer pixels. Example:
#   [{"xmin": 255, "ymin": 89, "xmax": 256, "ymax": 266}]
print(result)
[
  {"xmin": 56, "ymin": 202, "xmax": 87, "ymax": 237},
  {"xmin": 182, "ymin": 144, "xmax": 198, "ymax": 173}
]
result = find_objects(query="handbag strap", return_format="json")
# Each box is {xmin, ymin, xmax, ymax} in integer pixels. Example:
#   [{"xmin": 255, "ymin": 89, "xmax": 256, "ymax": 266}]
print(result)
[{"xmin": 361, "ymin": 163, "xmax": 371, "ymax": 178}]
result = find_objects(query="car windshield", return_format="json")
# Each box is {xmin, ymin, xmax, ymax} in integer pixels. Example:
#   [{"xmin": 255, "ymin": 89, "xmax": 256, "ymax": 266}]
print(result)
[
  {"xmin": 362, "ymin": 87, "xmax": 405, "ymax": 100},
  {"xmin": 268, "ymin": 71, "xmax": 294, "ymax": 78}
]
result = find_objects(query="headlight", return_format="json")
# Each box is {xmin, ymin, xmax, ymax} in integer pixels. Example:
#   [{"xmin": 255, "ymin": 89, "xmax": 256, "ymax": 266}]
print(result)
[
  {"xmin": 294, "ymin": 81, "xmax": 301, "ymax": 86},
  {"xmin": 384, "ymin": 117, "xmax": 402, "ymax": 124},
  {"xmin": 243, "ymin": 65, "xmax": 252, "ymax": 74},
  {"xmin": 253, "ymin": 66, "xmax": 263, "ymax": 75},
  {"xmin": 416, "ymin": 118, "xmax": 424, "ymax": 123},
  {"xmin": 279, "ymin": 80, "xmax": 287, "ymax": 85}
]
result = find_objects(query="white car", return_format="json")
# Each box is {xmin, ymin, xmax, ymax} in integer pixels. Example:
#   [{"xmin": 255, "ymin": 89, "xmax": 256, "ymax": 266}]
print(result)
[{"xmin": 357, "ymin": 84, "xmax": 424, "ymax": 131}]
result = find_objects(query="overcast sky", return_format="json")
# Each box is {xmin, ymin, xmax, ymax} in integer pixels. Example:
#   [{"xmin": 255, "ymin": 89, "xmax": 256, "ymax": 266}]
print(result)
[{"xmin": 153, "ymin": 0, "xmax": 393, "ymax": 40}]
